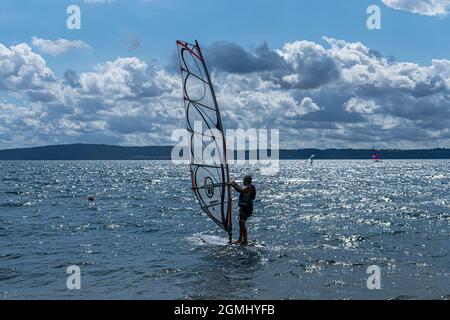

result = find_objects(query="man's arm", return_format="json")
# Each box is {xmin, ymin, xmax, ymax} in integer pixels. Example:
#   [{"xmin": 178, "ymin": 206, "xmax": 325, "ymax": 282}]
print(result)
[
  {"xmin": 231, "ymin": 181, "xmax": 242, "ymax": 192},
  {"xmin": 231, "ymin": 182, "xmax": 251, "ymax": 194}
]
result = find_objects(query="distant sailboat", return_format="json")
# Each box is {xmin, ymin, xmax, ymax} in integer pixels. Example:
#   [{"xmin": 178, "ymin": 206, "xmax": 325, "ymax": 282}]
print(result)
[
  {"xmin": 372, "ymin": 147, "xmax": 382, "ymax": 162},
  {"xmin": 308, "ymin": 154, "xmax": 315, "ymax": 165}
]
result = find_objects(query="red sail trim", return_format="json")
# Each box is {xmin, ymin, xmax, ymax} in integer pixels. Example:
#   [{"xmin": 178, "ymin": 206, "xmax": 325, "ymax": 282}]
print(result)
[{"xmin": 176, "ymin": 40, "xmax": 203, "ymax": 62}]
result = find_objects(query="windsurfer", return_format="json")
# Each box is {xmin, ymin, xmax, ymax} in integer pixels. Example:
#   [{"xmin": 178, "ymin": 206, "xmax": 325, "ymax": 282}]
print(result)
[{"xmin": 231, "ymin": 175, "xmax": 256, "ymax": 246}]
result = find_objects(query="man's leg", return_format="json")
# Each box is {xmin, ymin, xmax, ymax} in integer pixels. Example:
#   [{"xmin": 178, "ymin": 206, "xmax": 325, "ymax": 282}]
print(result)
[
  {"xmin": 234, "ymin": 215, "xmax": 244, "ymax": 244},
  {"xmin": 241, "ymin": 220, "xmax": 248, "ymax": 246},
  {"xmin": 234, "ymin": 218, "xmax": 245, "ymax": 244}
]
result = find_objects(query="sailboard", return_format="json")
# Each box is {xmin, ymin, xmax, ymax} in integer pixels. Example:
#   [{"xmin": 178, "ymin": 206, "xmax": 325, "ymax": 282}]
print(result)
[
  {"xmin": 372, "ymin": 147, "xmax": 382, "ymax": 162},
  {"xmin": 176, "ymin": 40, "xmax": 233, "ymax": 242}
]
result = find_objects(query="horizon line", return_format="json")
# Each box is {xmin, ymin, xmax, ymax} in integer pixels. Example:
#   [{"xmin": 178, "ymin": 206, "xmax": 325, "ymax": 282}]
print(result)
[{"xmin": 1, "ymin": 143, "xmax": 449, "ymax": 152}]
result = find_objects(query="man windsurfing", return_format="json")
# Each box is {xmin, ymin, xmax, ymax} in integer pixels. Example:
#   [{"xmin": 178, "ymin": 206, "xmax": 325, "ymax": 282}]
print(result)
[{"xmin": 231, "ymin": 175, "xmax": 256, "ymax": 246}]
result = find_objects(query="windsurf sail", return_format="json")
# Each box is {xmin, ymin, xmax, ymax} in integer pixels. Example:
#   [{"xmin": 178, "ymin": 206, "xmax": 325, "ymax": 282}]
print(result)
[
  {"xmin": 309, "ymin": 154, "xmax": 315, "ymax": 165},
  {"xmin": 176, "ymin": 40, "xmax": 233, "ymax": 242},
  {"xmin": 372, "ymin": 147, "xmax": 381, "ymax": 162}
]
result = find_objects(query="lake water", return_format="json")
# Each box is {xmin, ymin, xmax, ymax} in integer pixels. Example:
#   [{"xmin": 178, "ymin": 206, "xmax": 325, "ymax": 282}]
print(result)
[{"xmin": 0, "ymin": 160, "xmax": 449, "ymax": 299}]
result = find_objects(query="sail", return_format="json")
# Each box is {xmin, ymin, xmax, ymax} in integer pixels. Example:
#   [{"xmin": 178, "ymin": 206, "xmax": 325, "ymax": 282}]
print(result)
[
  {"xmin": 176, "ymin": 40, "xmax": 232, "ymax": 239},
  {"xmin": 372, "ymin": 147, "xmax": 381, "ymax": 162}
]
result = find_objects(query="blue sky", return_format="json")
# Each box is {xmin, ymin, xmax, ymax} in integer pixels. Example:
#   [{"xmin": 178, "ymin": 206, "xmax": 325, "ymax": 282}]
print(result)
[
  {"xmin": 2, "ymin": 0, "xmax": 449, "ymax": 72},
  {"xmin": 1, "ymin": 0, "xmax": 450, "ymax": 149}
]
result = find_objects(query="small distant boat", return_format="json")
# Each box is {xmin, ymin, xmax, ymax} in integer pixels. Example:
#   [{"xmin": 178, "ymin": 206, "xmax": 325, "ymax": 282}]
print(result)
[
  {"xmin": 307, "ymin": 154, "xmax": 315, "ymax": 165},
  {"xmin": 372, "ymin": 147, "xmax": 382, "ymax": 162}
]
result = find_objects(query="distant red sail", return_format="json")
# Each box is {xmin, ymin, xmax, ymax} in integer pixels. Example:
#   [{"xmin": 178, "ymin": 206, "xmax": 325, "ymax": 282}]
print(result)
[{"xmin": 372, "ymin": 147, "xmax": 381, "ymax": 161}]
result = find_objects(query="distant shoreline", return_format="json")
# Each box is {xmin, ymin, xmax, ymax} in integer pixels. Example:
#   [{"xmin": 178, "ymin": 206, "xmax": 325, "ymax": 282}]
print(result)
[{"xmin": 1, "ymin": 144, "xmax": 449, "ymax": 160}]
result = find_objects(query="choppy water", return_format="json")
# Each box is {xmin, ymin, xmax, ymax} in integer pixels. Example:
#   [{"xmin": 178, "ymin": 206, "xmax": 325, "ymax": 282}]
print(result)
[{"xmin": 0, "ymin": 160, "xmax": 449, "ymax": 300}]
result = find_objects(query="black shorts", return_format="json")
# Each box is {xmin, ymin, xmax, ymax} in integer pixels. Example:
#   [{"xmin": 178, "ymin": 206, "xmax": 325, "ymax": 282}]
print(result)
[{"xmin": 239, "ymin": 207, "xmax": 253, "ymax": 221}]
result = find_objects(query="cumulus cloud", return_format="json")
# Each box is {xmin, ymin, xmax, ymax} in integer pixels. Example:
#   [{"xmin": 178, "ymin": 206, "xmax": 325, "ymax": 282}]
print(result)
[
  {"xmin": 63, "ymin": 69, "xmax": 81, "ymax": 88},
  {"xmin": 382, "ymin": 0, "xmax": 450, "ymax": 16},
  {"xmin": 205, "ymin": 41, "xmax": 285, "ymax": 74},
  {"xmin": 0, "ymin": 43, "xmax": 54, "ymax": 91},
  {"xmin": 31, "ymin": 37, "xmax": 90, "ymax": 57},
  {"xmin": 276, "ymin": 40, "xmax": 341, "ymax": 89},
  {"xmin": 76, "ymin": 57, "xmax": 178, "ymax": 102},
  {"xmin": 345, "ymin": 98, "xmax": 380, "ymax": 114},
  {"xmin": 213, "ymin": 73, "xmax": 321, "ymax": 129},
  {"xmin": 205, "ymin": 40, "xmax": 340, "ymax": 89},
  {"xmin": 0, "ymin": 37, "xmax": 449, "ymax": 149}
]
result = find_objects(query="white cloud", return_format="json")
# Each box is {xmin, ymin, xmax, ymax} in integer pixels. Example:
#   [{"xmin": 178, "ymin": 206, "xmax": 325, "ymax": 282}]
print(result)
[
  {"xmin": 345, "ymin": 98, "xmax": 380, "ymax": 114},
  {"xmin": 31, "ymin": 37, "xmax": 90, "ymax": 57},
  {"xmin": 78, "ymin": 57, "xmax": 179, "ymax": 100},
  {"xmin": 382, "ymin": 0, "xmax": 450, "ymax": 16},
  {"xmin": 275, "ymin": 40, "xmax": 340, "ymax": 89},
  {"xmin": 0, "ymin": 37, "xmax": 450, "ymax": 149},
  {"xmin": 0, "ymin": 43, "xmax": 54, "ymax": 91}
]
